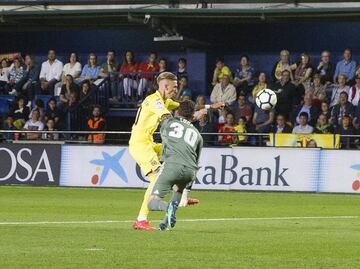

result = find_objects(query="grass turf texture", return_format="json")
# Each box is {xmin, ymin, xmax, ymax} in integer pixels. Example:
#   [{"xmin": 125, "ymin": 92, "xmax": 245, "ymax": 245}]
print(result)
[{"xmin": 0, "ymin": 186, "xmax": 359, "ymax": 269}]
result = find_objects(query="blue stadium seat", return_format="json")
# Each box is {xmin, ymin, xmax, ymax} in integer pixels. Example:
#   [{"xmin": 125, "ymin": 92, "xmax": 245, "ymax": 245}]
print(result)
[
  {"xmin": 0, "ymin": 95, "xmax": 16, "ymax": 103},
  {"xmin": 33, "ymin": 95, "xmax": 53, "ymax": 107},
  {"xmin": 0, "ymin": 99, "xmax": 9, "ymax": 114}
]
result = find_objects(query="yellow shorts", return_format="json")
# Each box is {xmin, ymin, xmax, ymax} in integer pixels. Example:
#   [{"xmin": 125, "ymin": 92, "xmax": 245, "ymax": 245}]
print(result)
[{"xmin": 129, "ymin": 142, "xmax": 163, "ymax": 176}]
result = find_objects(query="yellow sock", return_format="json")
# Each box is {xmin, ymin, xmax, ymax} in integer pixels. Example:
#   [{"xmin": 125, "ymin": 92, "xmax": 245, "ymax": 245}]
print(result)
[{"xmin": 137, "ymin": 172, "xmax": 158, "ymax": 221}]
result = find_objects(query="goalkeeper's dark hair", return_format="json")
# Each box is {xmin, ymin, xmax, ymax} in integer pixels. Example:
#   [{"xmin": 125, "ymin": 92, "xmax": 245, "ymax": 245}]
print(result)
[{"xmin": 178, "ymin": 100, "xmax": 195, "ymax": 121}]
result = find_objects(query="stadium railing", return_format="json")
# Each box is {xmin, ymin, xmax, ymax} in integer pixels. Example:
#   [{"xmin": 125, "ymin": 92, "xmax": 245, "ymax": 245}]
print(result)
[
  {"xmin": 0, "ymin": 130, "xmax": 359, "ymax": 149},
  {"xmin": 104, "ymin": 71, "xmax": 161, "ymax": 105}
]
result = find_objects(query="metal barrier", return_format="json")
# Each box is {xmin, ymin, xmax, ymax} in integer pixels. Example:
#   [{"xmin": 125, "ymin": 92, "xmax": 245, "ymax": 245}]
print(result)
[
  {"xmin": 105, "ymin": 71, "xmax": 162, "ymax": 105},
  {"xmin": 0, "ymin": 130, "xmax": 359, "ymax": 149}
]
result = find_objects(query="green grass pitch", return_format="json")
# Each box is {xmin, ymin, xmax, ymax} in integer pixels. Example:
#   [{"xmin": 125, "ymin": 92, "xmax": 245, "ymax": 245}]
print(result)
[{"xmin": 0, "ymin": 186, "xmax": 360, "ymax": 269}]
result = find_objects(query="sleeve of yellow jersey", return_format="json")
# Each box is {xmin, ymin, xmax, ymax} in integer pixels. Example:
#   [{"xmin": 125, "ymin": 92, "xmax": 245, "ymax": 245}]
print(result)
[{"xmin": 164, "ymin": 98, "xmax": 180, "ymax": 111}]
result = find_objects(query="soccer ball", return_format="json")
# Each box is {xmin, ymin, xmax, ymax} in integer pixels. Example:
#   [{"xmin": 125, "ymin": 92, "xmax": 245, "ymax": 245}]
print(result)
[{"xmin": 255, "ymin": 89, "xmax": 277, "ymax": 110}]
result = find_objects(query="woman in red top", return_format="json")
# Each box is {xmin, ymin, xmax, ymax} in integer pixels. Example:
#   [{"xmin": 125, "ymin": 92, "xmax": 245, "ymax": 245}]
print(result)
[
  {"xmin": 218, "ymin": 112, "xmax": 236, "ymax": 145},
  {"xmin": 137, "ymin": 52, "xmax": 160, "ymax": 98},
  {"xmin": 120, "ymin": 51, "xmax": 138, "ymax": 99}
]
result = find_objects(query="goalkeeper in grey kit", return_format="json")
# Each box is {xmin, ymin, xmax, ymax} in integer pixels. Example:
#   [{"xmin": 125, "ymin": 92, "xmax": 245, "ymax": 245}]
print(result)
[{"xmin": 147, "ymin": 100, "xmax": 203, "ymax": 231}]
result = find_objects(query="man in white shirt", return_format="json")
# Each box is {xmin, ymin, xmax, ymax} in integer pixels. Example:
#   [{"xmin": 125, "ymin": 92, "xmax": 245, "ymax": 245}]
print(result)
[
  {"xmin": 210, "ymin": 74, "xmax": 237, "ymax": 106},
  {"xmin": 23, "ymin": 109, "xmax": 44, "ymax": 140},
  {"xmin": 292, "ymin": 112, "xmax": 314, "ymax": 134},
  {"xmin": 39, "ymin": 50, "xmax": 63, "ymax": 96}
]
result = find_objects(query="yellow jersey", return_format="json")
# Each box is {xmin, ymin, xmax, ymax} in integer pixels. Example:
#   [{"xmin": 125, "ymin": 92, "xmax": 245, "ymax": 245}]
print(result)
[{"xmin": 129, "ymin": 91, "xmax": 179, "ymax": 144}]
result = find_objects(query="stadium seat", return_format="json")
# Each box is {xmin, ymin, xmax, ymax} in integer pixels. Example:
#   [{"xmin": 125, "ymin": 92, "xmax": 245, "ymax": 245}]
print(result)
[{"xmin": 33, "ymin": 95, "xmax": 53, "ymax": 107}]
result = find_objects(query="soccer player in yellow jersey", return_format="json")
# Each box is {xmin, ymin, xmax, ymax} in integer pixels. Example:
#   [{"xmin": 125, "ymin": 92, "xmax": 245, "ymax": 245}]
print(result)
[{"xmin": 129, "ymin": 72, "xmax": 181, "ymax": 230}]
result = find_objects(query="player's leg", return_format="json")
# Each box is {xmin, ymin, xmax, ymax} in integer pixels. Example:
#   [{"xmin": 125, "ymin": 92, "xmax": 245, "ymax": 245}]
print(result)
[
  {"xmin": 135, "ymin": 143, "xmax": 163, "ymax": 220},
  {"xmin": 159, "ymin": 167, "xmax": 195, "ymax": 230},
  {"xmin": 147, "ymin": 164, "xmax": 172, "ymax": 212},
  {"xmin": 179, "ymin": 180, "xmax": 199, "ymax": 207},
  {"xmin": 129, "ymin": 143, "xmax": 161, "ymax": 230}
]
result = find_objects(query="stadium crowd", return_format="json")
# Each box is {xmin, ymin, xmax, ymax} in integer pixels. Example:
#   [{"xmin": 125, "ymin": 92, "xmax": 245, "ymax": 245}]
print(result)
[{"xmin": 0, "ymin": 48, "xmax": 360, "ymax": 148}]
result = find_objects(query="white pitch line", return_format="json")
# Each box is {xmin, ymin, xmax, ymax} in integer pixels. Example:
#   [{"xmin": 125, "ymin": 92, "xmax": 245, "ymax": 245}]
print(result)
[
  {"xmin": 0, "ymin": 216, "xmax": 357, "ymax": 226},
  {"xmin": 85, "ymin": 248, "xmax": 105, "ymax": 251}
]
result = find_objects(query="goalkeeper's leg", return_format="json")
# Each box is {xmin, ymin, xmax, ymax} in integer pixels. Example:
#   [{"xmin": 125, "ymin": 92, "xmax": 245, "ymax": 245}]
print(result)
[{"xmin": 179, "ymin": 181, "xmax": 199, "ymax": 207}]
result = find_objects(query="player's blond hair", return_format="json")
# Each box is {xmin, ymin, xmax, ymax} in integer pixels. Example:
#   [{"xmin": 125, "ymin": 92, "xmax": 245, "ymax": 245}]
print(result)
[{"xmin": 156, "ymin": 72, "xmax": 177, "ymax": 84}]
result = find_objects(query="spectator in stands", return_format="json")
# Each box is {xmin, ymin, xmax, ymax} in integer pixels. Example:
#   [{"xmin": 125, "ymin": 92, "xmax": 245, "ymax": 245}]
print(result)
[
  {"xmin": 320, "ymin": 101, "xmax": 331, "ymax": 120},
  {"xmin": 120, "ymin": 51, "xmax": 138, "ymax": 100},
  {"xmin": 252, "ymin": 105, "xmax": 275, "ymax": 133},
  {"xmin": 336, "ymin": 115, "xmax": 355, "ymax": 148},
  {"xmin": 2, "ymin": 115, "xmax": 15, "ymax": 140},
  {"xmin": 211, "ymin": 57, "xmax": 232, "ymax": 86},
  {"xmin": 334, "ymin": 48, "xmax": 356, "ymax": 83},
  {"xmin": 291, "ymin": 93, "xmax": 319, "ymax": 126},
  {"xmin": 159, "ymin": 58, "xmax": 167, "ymax": 73},
  {"xmin": 99, "ymin": 50, "xmax": 118, "ymax": 78},
  {"xmin": 316, "ymin": 50, "xmax": 335, "ymax": 85},
  {"xmin": 195, "ymin": 95, "xmax": 206, "ymax": 111},
  {"xmin": 271, "ymin": 50, "xmax": 293, "ymax": 82},
  {"xmin": 42, "ymin": 118, "xmax": 59, "ymax": 141},
  {"xmin": 10, "ymin": 96, "xmax": 30, "ymax": 129},
  {"xmin": 176, "ymin": 58, "xmax": 188, "ymax": 79},
  {"xmin": 29, "ymin": 99, "xmax": 45, "ymax": 122},
  {"xmin": 233, "ymin": 55, "xmax": 254, "ymax": 96},
  {"xmin": 0, "ymin": 59, "xmax": 10, "ymax": 93},
  {"xmin": 56, "ymin": 53, "xmax": 82, "ymax": 96},
  {"xmin": 251, "ymin": 72, "xmax": 267, "ymax": 102},
  {"xmin": 271, "ymin": 70, "xmax": 297, "ymax": 119},
  {"xmin": 59, "ymin": 74, "xmax": 79, "ymax": 106},
  {"xmin": 100, "ymin": 50, "xmax": 119, "ymax": 101},
  {"xmin": 330, "ymin": 92, "xmax": 354, "ymax": 127},
  {"xmin": 87, "ymin": 105, "xmax": 106, "ymax": 144},
  {"xmin": 137, "ymin": 52, "xmax": 160, "ymax": 98},
  {"xmin": 234, "ymin": 116, "xmax": 248, "ymax": 144},
  {"xmin": 23, "ymin": 109, "xmax": 44, "ymax": 140},
  {"xmin": 218, "ymin": 112, "xmax": 236, "ymax": 145},
  {"xmin": 349, "ymin": 74, "xmax": 360, "ymax": 107},
  {"xmin": 39, "ymin": 50, "xmax": 63, "ymax": 96},
  {"xmin": 292, "ymin": 112, "xmax": 313, "ymax": 134},
  {"xmin": 176, "ymin": 76, "xmax": 192, "ymax": 101},
  {"xmin": 18, "ymin": 54, "xmax": 40, "ymax": 104},
  {"xmin": 290, "ymin": 52, "xmax": 312, "ymax": 96},
  {"xmin": 79, "ymin": 53, "xmax": 100, "ymax": 83},
  {"xmin": 314, "ymin": 114, "xmax": 333, "ymax": 134},
  {"xmin": 210, "ymin": 74, "xmax": 236, "ymax": 106},
  {"xmin": 352, "ymin": 102, "xmax": 360, "ymax": 133},
  {"xmin": 79, "ymin": 80, "xmax": 95, "ymax": 114},
  {"xmin": 330, "ymin": 74, "xmax": 350, "ymax": 107},
  {"xmin": 44, "ymin": 97, "xmax": 60, "ymax": 126},
  {"xmin": 270, "ymin": 114, "xmax": 292, "ymax": 133},
  {"xmin": 308, "ymin": 73, "xmax": 326, "ymax": 102},
  {"xmin": 8, "ymin": 57, "xmax": 25, "ymax": 95},
  {"xmin": 234, "ymin": 93, "xmax": 252, "ymax": 123},
  {"xmin": 61, "ymin": 91, "xmax": 79, "ymax": 131},
  {"xmin": 62, "ymin": 53, "xmax": 82, "ymax": 80},
  {"xmin": 194, "ymin": 114, "xmax": 215, "ymax": 146}
]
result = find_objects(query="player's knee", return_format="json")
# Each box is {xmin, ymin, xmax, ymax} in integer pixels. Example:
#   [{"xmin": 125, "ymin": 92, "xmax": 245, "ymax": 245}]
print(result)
[
  {"xmin": 148, "ymin": 198, "xmax": 165, "ymax": 211},
  {"xmin": 172, "ymin": 184, "xmax": 179, "ymax": 192}
]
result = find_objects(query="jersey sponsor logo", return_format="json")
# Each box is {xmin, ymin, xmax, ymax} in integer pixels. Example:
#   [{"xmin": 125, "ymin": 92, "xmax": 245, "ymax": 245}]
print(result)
[{"xmin": 156, "ymin": 100, "xmax": 164, "ymax": 110}]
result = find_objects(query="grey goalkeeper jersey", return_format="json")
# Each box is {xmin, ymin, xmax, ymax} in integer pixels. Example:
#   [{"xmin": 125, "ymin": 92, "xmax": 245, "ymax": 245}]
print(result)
[{"xmin": 160, "ymin": 117, "xmax": 203, "ymax": 170}]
